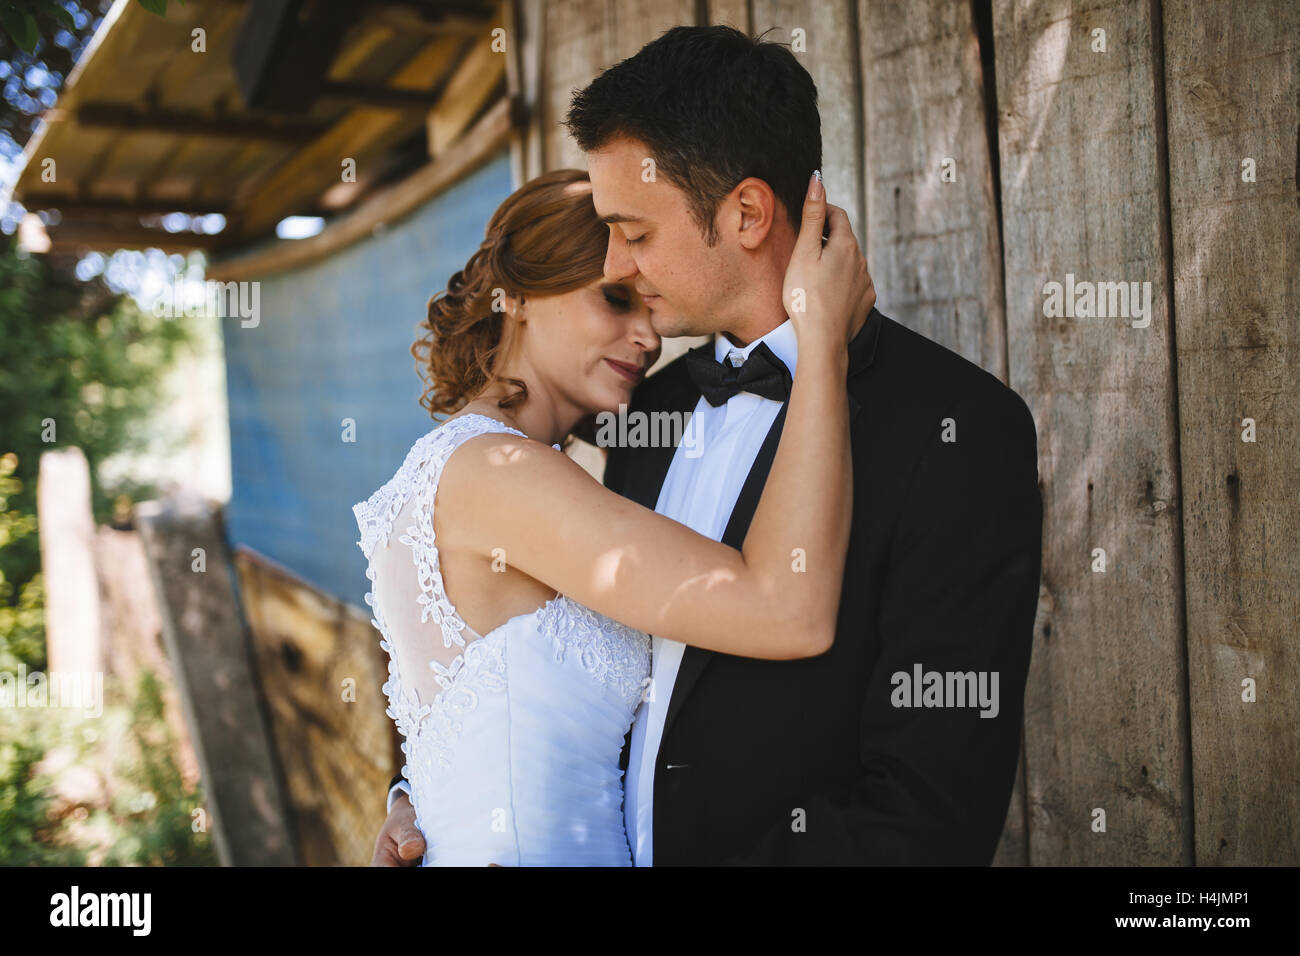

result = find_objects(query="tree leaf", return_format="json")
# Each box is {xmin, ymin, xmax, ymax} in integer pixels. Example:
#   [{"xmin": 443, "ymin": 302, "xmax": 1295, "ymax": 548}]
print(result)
[{"xmin": 0, "ymin": 8, "xmax": 40, "ymax": 52}]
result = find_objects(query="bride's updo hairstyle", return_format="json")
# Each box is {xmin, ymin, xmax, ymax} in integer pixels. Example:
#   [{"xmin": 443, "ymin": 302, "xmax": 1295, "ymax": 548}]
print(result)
[{"xmin": 413, "ymin": 168, "xmax": 611, "ymax": 417}]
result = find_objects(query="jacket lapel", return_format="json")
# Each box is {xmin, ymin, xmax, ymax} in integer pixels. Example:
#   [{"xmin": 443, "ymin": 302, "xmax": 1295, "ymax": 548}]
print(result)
[{"xmin": 659, "ymin": 307, "xmax": 884, "ymax": 740}]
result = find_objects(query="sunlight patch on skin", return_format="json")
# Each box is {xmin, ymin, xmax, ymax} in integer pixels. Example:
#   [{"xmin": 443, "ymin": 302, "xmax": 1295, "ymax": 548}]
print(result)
[{"xmin": 482, "ymin": 436, "xmax": 540, "ymax": 466}]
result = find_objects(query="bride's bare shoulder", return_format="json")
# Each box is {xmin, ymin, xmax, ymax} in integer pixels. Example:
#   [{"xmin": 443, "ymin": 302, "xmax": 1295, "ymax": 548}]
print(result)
[{"xmin": 436, "ymin": 419, "xmax": 571, "ymax": 502}]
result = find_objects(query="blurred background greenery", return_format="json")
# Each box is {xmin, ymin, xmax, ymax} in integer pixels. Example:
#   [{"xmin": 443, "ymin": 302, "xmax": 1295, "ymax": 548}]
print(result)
[{"xmin": 1, "ymin": 0, "xmax": 218, "ymax": 867}]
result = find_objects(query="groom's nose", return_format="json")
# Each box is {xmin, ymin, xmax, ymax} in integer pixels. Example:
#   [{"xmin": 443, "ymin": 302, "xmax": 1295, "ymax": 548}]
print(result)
[{"xmin": 603, "ymin": 231, "xmax": 637, "ymax": 283}]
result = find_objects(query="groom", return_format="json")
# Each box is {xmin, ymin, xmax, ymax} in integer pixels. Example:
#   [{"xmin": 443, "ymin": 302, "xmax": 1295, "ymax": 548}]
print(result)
[{"xmin": 374, "ymin": 24, "xmax": 1042, "ymax": 865}]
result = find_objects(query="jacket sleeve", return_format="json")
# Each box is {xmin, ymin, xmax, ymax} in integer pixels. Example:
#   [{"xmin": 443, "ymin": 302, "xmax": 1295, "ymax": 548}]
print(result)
[{"xmin": 723, "ymin": 388, "xmax": 1043, "ymax": 864}]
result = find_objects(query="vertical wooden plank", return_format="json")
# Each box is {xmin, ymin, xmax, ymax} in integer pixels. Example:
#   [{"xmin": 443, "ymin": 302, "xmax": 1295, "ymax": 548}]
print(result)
[
  {"xmin": 708, "ymin": 0, "xmax": 751, "ymax": 31},
  {"xmin": 1161, "ymin": 0, "xmax": 1300, "ymax": 865},
  {"xmin": 542, "ymin": 0, "xmax": 698, "ymax": 172},
  {"xmin": 751, "ymin": 0, "xmax": 865, "ymax": 237},
  {"xmin": 505, "ymin": 0, "xmax": 545, "ymax": 188},
  {"xmin": 858, "ymin": 0, "xmax": 1007, "ymax": 379},
  {"xmin": 233, "ymin": 548, "xmax": 399, "ymax": 867},
  {"xmin": 994, "ymin": 0, "xmax": 1190, "ymax": 864},
  {"xmin": 541, "ymin": 0, "xmax": 616, "ymax": 170},
  {"xmin": 136, "ymin": 495, "xmax": 298, "ymax": 866},
  {"xmin": 36, "ymin": 448, "xmax": 104, "ymax": 675},
  {"xmin": 609, "ymin": 0, "xmax": 697, "ymax": 61}
]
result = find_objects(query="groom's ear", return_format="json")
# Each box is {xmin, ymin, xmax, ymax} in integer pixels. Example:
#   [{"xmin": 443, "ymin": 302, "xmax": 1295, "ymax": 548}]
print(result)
[{"xmin": 733, "ymin": 178, "xmax": 780, "ymax": 250}]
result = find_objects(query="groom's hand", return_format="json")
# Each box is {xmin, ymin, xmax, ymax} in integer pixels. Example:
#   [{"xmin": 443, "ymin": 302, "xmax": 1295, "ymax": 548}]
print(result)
[{"xmin": 370, "ymin": 792, "xmax": 425, "ymax": 866}]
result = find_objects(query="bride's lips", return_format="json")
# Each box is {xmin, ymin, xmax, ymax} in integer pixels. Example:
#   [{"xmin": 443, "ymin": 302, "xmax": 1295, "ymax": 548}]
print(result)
[{"xmin": 605, "ymin": 358, "xmax": 644, "ymax": 384}]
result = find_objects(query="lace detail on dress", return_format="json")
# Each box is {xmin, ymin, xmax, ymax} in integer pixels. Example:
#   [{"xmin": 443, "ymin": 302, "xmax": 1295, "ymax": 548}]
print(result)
[
  {"xmin": 355, "ymin": 414, "xmax": 534, "ymax": 655},
  {"xmin": 353, "ymin": 415, "xmax": 534, "ymax": 776},
  {"xmin": 539, "ymin": 597, "xmax": 651, "ymax": 711},
  {"xmin": 419, "ymin": 633, "xmax": 508, "ymax": 771}
]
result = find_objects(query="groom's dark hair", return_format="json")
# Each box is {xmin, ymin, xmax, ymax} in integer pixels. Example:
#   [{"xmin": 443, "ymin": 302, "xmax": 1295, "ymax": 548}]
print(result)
[{"xmin": 564, "ymin": 24, "xmax": 821, "ymax": 246}]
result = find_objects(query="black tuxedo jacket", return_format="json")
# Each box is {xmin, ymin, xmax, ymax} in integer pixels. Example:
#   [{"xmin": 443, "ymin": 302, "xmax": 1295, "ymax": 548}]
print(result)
[{"xmin": 602, "ymin": 307, "xmax": 1043, "ymax": 865}]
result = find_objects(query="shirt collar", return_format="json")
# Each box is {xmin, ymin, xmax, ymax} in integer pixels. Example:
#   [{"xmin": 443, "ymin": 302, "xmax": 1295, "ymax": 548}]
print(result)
[{"xmin": 713, "ymin": 318, "xmax": 798, "ymax": 378}]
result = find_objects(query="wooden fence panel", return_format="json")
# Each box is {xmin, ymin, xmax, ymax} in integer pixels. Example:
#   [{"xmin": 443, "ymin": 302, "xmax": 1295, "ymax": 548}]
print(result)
[
  {"xmin": 1162, "ymin": 0, "xmax": 1300, "ymax": 865},
  {"xmin": 137, "ymin": 496, "xmax": 297, "ymax": 866},
  {"xmin": 610, "ymin": 0, "xmax": 697, "ymax": 61},
  {"xmin": 752, "ymin": 0, "xmax": 865, "ymax": 236},
  {"xmin": 541, "ymin": 0, "xmax": 616, "ymax": 170},
  {"xmin": 709, "ymin": 0, "xmax": 751, "ymax": 32},
  {"xmin": 859, "ymin": 0, "xmax": 1007, "ymax": 379},
  {"xmin": 506, "ymin": 0, "xmax": 546, "ymax": 186},
  {"xmin": 234, "ymin": 547, "xmax": 398, "ymax": 867},
  {"xmin": 994, "ymin": 0, "xmax": 1191, "ymax": 864}
]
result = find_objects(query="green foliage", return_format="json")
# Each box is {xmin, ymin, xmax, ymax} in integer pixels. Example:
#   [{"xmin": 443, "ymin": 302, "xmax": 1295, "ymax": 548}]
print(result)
[
  {"xmin": 0, "ymin": 233, "xmax": 198, "ymax": 669},
  {"xmin": 101, "ymin": 668, "xmax": 217, "ymax": 866},
  {"xmin": 0, "ymin": 1, "xmax": 181, "ymax": 53},
  {"xmin": 0, "ymin": 712, "xmax": 86, "ymax": 865},
  {"xmin": 0, "ymin": 667, "xmax": 216, "ymax": 866},
  {"xmin": 0, "ymin": 3, "xmax": 62, "ymax": 53},
  {"xmin": 0, "ymin": 453, "xmax": 43, "ymax": 671}
]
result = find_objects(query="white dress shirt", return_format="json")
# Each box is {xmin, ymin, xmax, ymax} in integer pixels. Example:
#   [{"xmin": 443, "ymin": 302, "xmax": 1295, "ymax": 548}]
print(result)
[
  {"xmin": 624, "ymin": 318, "xmax": 798, "ymax": 866},
  {"xmin": 388, "ymin": 319, "xmax": 800, "ymax": 867}
]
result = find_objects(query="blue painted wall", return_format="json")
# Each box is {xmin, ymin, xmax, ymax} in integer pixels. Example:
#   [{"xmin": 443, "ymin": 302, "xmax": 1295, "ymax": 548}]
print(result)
[{"xmin": 221, "ymin": 151, "xmax": 512, "ymax": 610}]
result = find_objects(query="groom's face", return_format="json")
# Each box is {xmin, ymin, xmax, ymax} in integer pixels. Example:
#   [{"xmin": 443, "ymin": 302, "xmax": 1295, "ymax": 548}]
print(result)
[{"xmin": 587, "ymin": 136, "xmax": 741, "ymax": 339}]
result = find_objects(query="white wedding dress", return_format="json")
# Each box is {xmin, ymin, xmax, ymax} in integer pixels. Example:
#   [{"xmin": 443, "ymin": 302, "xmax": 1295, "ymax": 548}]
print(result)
[{"xmin": 353, "ymin": 413, "xmax": 651, "ymax": 866}]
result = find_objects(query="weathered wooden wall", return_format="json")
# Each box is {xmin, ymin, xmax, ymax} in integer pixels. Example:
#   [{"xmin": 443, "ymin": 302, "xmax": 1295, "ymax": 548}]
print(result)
[
  {"xmin": 995, "ymin": 0, "xmax": 1190, "ymax": 866},
  {"xmin": 233, "ymin": 547, "xmax": 398, "ymax": 868},
  {"xmin": 1161, "ymin": 0, "xmax": 1300, "ymax": 866},
  {"xmin": 508, "ymin": 0, "xmax": 1298, "ymax": 864}
]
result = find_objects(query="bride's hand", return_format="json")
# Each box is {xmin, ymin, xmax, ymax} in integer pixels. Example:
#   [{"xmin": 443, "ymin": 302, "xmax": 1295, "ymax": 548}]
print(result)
[{"xmin": 782, "ymin": 171, "xmax": 875, "ymax": 352}]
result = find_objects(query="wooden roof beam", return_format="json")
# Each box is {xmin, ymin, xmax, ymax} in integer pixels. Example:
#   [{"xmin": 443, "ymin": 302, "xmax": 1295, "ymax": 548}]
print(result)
[
  {"xmin": 208, "ymin": 95, "xmax": 514, "ymax": 282},
  {"xmin": 232, "ymin": 20, "xmax": 496, "ymax": 238},
  {"xmin": 233, "ymin": 0, "xmax": 359, "ymax": 111},
  {"xmin": 316, "ymin": 81, "xmax": 446, "ymax": 110},
  {"xmin": 363, "ymin": 1, "xmax": 497, "ymax": 36},
  {"xmin": 76, "ymin": 102, "xmax": 328, "ymax": 144},
  {"xmin": 17, "ymin": 193, "xmax": 231, "ymax": 218},
  {"xmin": 44, "ymin": 221, "xmax": 225, "ymax": 253}
]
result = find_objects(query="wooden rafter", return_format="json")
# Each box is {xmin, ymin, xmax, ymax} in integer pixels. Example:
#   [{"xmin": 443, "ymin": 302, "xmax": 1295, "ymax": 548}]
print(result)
[
  {"xmin": 76, "ymin": 102, "xmax": 328, "ymax": 143},
  {"xmin": 232, "ymin": 17, "xmax": 502, "ymax": 239}
]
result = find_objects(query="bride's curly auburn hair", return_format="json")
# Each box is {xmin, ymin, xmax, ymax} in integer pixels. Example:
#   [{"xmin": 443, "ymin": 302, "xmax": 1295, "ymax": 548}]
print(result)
[{"xmin": 412, "ymin": 168, "xmax": 611, "ymax": 419}]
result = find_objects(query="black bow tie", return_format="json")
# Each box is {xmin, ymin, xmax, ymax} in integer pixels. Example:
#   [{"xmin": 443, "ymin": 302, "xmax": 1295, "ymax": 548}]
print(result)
[{"xmin": 685, "ymin": 340, "xmax": 792, "ymax": 407}]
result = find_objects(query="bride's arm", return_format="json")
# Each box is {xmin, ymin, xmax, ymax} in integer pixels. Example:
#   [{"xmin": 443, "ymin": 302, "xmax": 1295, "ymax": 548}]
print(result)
[{"xmin": 442, "ymin": 179, "xmax": 871, "ymax": 660}]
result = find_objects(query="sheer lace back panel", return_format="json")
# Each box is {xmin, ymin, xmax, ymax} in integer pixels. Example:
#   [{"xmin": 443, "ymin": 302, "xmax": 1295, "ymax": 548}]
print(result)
[{"xmin": 356, "ymin": 414, "xmax": 545, "ymax": 717}]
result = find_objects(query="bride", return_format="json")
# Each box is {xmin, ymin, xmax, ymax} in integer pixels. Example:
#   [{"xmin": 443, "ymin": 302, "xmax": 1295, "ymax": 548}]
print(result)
[{"xmin": 353, "ymin": 166, "xmax": 871, "ymax": 866}]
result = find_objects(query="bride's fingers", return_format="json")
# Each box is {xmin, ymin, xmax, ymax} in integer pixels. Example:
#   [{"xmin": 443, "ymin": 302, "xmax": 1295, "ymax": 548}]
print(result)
[
  {"xmin": 792, "ymin": 172, "xmax": 828, "ymax": 263},
  {"xmin": 822, "ymin": 205, "xmax": 854, "ymax": 250}
]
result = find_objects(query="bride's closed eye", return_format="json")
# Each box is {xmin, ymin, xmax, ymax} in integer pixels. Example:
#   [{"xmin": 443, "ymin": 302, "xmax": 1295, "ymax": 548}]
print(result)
[{"xmin": 603, "ymin": 288, "xmax": 631, "ymax": 310}]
